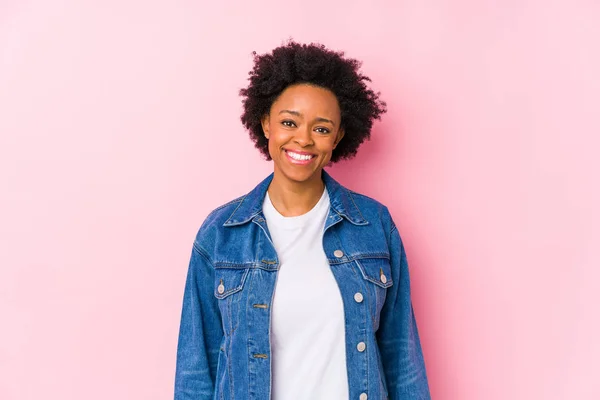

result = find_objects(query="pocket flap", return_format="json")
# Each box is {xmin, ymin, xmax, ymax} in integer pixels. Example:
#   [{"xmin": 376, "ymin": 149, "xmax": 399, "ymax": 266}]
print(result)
[
  {"xmin": 356, "ymin": 257, "xmax": 393, "ymax": 288},
  {"xmin": 214, "ymin": 267, "xmax": 249, "ymax": 299}
]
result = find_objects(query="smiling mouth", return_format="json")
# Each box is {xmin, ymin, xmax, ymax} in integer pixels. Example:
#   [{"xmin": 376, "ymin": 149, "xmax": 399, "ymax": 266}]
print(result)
[{"xmin": 284, "ymin": 149, "xmax": 316, "ymax": 164}]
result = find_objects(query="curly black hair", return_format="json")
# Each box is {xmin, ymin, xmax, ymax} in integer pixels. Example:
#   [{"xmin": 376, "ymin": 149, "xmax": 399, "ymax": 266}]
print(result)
[{"xmin": 239, "ymin": 40, "xmax": 387, "ymax": 163}]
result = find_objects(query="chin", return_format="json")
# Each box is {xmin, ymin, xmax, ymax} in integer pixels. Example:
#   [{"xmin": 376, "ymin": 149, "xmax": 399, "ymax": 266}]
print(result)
[
  {"xmin": 279, "ymin": 165, "xmax": 320, "ymax": 183},
  {"xmin": 284, "ymin": 171, "xmax": 315, "ymax": 183}
]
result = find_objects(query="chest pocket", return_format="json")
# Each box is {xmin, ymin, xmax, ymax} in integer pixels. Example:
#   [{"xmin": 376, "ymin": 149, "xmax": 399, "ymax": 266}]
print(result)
[
  {"xmin": 213, "ymin": 266, "xmax": 250, "ymax": 334},
  {"xmin": 214, "ymin": 267, "xmax": 249, "ymax": 299},
  {"xmin": 355, "ymin": 257, "xmax": 393, "ymax": 330}
]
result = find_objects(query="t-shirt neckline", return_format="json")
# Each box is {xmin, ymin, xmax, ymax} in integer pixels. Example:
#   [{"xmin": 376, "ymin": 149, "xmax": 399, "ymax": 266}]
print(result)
[{"xmin": 263, "ymin": 187, "xmax": 330, "ymax": 229}]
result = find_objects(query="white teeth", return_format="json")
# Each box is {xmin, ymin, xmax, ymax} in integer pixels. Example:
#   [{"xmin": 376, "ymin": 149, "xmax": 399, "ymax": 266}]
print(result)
[{"xmin": 287, "ymin": 151, "xmax": 312, "ymax": 161}]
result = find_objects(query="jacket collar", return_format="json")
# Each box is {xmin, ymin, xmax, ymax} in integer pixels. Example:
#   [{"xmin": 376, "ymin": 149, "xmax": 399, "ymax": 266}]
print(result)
[{"xmin": 223, "ymin": 169, "xmax": 368, "ymax": 227}]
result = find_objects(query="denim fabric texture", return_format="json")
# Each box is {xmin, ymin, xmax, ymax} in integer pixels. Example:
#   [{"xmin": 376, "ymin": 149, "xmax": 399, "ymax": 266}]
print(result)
[{"xmin": 175, "ymin": 170, "xmax": 431, "ymax": 400}]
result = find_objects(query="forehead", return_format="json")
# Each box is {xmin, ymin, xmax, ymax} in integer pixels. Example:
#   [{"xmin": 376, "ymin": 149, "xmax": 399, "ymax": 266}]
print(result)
[{"xmin": 271, "ymin": 84, "xmax": 340, "ymax": 117}]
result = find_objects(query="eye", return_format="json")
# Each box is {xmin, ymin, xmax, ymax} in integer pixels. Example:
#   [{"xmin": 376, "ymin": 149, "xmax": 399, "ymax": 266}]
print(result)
[
  {"xmin": 281, "ymin": 120, "xmax": 296, "ymax": 128},
  {"xmin": 315, "ymin": 127, "xmax": 330, "ymax": 134}
]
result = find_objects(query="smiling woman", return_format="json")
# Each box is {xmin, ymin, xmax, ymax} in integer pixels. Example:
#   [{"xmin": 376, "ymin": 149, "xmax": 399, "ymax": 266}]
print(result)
[
  {"xmin": 174, "ymin": 40, "xmax": 431, "ymax": 400},
  {"xmin": 261, "ymin": 84, "xmax": 344, "ymax": 190}
]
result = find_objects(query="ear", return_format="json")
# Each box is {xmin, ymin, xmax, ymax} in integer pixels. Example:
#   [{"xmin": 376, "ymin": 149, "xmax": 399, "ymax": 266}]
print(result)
[
  {"xmin": 333, "ymin": 127, "xmax": 345, "ymax": 149},
  {"xmin": 261, "ymin": 114, "xmax": 270, "ymax": 139}
]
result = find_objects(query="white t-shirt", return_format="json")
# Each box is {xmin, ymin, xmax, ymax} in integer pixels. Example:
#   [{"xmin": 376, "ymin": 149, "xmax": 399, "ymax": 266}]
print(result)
[{"xmin": 262, "ymin": 188, "xmax": 349, "ymax": 400}]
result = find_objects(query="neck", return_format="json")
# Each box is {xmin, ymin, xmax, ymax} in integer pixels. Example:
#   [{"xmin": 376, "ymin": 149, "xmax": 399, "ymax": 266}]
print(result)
[{"xmin": 267, "ymin": 169, "xmax": 325, "ymax": 217}]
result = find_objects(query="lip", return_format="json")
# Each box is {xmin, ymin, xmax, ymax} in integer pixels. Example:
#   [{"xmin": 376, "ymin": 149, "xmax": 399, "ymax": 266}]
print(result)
[
  {"xmin": 283, "ymin": 148, "xmax": 315, "ymax": 156},
  {"xmin": 284, "ymin": 149, "xmax": 316, "ymax": 165}
]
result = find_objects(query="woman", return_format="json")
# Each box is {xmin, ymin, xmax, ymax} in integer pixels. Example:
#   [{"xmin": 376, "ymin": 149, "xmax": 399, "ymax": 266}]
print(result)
[{"xmin": 175, "ymin": 41, "xmax": 430, "ymax": 400}]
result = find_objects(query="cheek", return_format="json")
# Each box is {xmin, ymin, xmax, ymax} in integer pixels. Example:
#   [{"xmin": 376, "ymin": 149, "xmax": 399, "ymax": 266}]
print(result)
[
  {"xmin": 268, "ymin": 140, "xmax": 278, "ymax": 158},
  {"xmin": 268, "ymin": 128, "xmax": 291, "ymax": 147},
  {"xmin": 320, "ymin": 138, "xmax": 338, "ymax": 153},
  {"xmin": 267, "ymin": 130, "xmax": 284, "ymax": 156}
]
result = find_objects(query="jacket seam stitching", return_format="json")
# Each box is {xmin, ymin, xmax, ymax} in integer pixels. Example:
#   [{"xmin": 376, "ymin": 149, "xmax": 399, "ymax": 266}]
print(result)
[
  {"xmin": 347, "ymin": 189, "xmax": 368, "ymax": 222},
  {"xmin": 224, "ymin": 194, "xmax": 249, "ymax": 223},
  {"xmin": 192, "ymin": 241, "xmax": 214, "ymax": 267}
]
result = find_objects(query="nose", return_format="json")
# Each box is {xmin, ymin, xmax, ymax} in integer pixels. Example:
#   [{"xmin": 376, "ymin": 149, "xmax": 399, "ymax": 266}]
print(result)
[{"xmin": 293, "ymin": 126, "xmax": 314, "ymax": 147}]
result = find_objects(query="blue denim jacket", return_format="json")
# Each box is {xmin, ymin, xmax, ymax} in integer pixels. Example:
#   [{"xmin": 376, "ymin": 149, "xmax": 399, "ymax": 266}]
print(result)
[{"xmin": 175, "ymin": 170, "xmax": 430, "ymax": 400}]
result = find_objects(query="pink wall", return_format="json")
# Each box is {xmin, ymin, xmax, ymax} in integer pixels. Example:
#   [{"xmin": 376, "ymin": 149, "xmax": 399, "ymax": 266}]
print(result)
[{"xmin": 1, "ymin": 1, "xmax": 599, "ymax": 399}]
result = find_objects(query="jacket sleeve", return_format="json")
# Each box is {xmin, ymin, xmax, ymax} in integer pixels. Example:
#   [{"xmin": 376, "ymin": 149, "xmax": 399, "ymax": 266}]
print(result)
[
  {"xmin": 174, "ymin": 242, "xmax": 223, "ymax": 400},
  {"xmin": 376, "ymin": 218, "xmax": 431, "ymax": 399}
]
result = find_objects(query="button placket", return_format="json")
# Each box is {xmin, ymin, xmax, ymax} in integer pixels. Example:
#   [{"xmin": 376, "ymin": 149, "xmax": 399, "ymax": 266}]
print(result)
[{"xmin": 333, "ymin": 248, "xmax": 369, "ymax": 399}]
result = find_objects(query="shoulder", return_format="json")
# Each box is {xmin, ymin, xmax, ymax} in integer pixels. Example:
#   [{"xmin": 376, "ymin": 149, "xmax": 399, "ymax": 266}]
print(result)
[
  {"xmin": 192, "ymin": 194, "xmax": 247, "ymax": 247},
  {"xmin": 345, "ymin": 187, "xmax": 396, "ymax": 231},
  {"xmin": 347, "ymin": 188, "xmax": 387, "ymax": 211}
]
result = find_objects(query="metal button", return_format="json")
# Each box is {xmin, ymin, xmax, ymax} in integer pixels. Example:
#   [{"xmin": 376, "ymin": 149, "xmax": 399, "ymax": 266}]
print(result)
[
  {"xmin": 380, "ymin": 271, "xmax": 387, "ymax": 284},
  {"xmin": 217, "ymin": 283, "xmax": 225, "ymax": 294},
  {"xmin": 333, "ymin": 249, "xmax": 344, "ymax": 258},
  {"xmin": 359, "ymin": 392, "xmax": 368, "ymax": 400},
  {"xmin": 354, "ymin": 292, "xmax": 364, "ymax": 303},
  {"xmin": 357, "ymin": 342, "xmax": 366, "ymax": 352}
]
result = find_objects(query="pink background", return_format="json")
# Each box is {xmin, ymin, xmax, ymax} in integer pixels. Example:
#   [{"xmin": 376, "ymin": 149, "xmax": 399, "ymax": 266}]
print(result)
[{"xmin": 1, "ymin": 1, "xmax": 599, "ymax": 399}]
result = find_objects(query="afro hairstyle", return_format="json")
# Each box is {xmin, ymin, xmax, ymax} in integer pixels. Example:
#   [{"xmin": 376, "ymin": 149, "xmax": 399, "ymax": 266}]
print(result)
[{"xmin": 239, "ymin": 40, "xmax": 387, "ymax": 163}]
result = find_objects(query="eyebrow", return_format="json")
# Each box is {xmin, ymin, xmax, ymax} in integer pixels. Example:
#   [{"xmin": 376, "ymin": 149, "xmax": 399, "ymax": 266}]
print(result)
[{"xmin": 278, "ymin": 109, "xmax": 336, "ymax": 126}]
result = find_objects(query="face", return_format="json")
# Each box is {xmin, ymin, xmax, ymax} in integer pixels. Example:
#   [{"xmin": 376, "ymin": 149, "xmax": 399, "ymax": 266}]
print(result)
[{"xmin": 261, "ymin": 83, "xmax": 345, "ymax": 185}]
